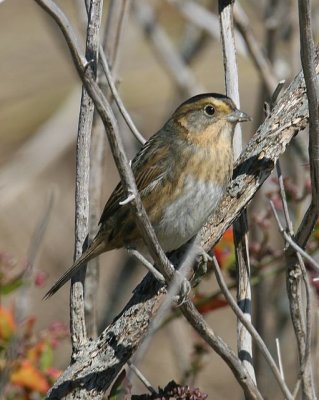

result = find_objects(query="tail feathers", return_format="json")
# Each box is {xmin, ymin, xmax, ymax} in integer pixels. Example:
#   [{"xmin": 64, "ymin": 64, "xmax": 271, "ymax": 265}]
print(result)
[{"xmin": 43, "ymin": 237, "xmax": 105, "ymax": 300}]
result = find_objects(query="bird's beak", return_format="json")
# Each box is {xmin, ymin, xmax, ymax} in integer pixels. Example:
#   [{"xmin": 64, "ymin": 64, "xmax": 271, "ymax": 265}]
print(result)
[{"xmin": 227, "ymin": 109, "xmax": 251, "ymax": 123}]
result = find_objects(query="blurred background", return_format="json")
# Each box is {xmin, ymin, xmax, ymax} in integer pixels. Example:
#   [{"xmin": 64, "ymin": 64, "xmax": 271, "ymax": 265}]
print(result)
[{"xmin": 1, "ymin": 0, "xmax": 319, "ymax": 399}]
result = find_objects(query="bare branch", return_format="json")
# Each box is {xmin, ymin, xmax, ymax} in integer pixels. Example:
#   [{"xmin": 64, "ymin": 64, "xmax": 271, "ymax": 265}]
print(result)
[
  {"xmin": 286, "ymin": 2, "xmax": 319, "ymax": 397},
  {"xmin": 168, "ymin": 0, "xmax": 247, "ymax": 56},
  {"xmin": 103, "ymin": 0, "xmax": 130, "ymax": 70},
  {"xmin": 170, "ymin": 0, "xmax": 278, "ymax": 97},
  {"xmin": 99, "ymin": 50, "xmax": 146, "ymax": 144},
  {"xmin": 270, "ymin": 201, "xmax": 319, "ymax": 274},
  {"xmin": 84, "ymin": 0, "xmax": 132, "ymax": 337},
  {"xmin": 295, "ymin": 0, "xmax": 319, "ymax": 248},
  {"xmin": 275, "ymin": 338, "xmax": 285, "ymax": 381},
  {"xmin": 233, "ymin": 3, "xmax": 277, "ymax": 96},
  {"xmin": 70, "ymin": 0, "xmax": 104, "ymax": 354},
  {"xmin": 97, "ymin": 0, "xmax": 146, "ymax": 145},
  {"xmin": 127, "ymin": 248, "xmax": 165, "ymax": 284},
  {"xmin": 219, "ymin": 0, "xmax": 241, "ymax": 155},
  {"xmin": 127, "ymin": 361, "xmax": 157, "ymax": 395},
  {"xmin": 133, "ymin": 0, "xmax": 203, "ymax": 96},
  {"xmin": 211, "ymin": 256, "xmax": 292, "ymax": 399},
  {"xmin": 180, "ymin": 300, "xmax": 263, "ymax": 400},
  {"xmin": 218, "ymin": 0, "xmax": 255, "ymax": 384}
]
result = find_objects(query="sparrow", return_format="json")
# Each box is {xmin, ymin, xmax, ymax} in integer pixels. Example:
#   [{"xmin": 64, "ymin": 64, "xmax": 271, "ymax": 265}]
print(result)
[{"xmin": 44, "ymin": 93, "xmax": 250, "ymax": 299}]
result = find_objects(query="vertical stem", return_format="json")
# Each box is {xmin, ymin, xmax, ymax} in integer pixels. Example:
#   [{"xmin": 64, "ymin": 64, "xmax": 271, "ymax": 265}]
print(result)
[
  {"xmin": 219, "ymin": 0, "xmax": 241, "ymax": 159},
  {"xmin": 218, "ymin": 0, "xmax": 256, "ymax": 385},
  {"xmin": 84, "ymin": 0, "xmax": 130, "ymax": 340},
  {"xmin": 286, "ymin": 0, "xmax": 319, "ymax": 398},
  {"xmin": 71, "ymin": 0, "xmax": 103, "ymax": 354}
]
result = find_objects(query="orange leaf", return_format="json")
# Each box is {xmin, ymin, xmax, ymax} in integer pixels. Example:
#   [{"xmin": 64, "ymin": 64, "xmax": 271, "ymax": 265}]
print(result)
[
  {"xmin": 0, "ymin": 306, "xmax": 16, "ymax": 340},
  {"xmin": 222, "ymin": 228, "xmax": 234, "ymax": 242},
  {"xmin": 11, "ymin": 360, "xmax": 49, "ymax": 394},
  {"xmin": 214, "ymin": 228, "xmax": 235, "ymax": 270},
  {"xmin": 194, "ymin": 293, "xmax": 228, "ymax": 314}
]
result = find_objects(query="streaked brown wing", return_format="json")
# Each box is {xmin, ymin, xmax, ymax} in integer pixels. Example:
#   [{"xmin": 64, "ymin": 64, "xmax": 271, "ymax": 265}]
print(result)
[{"xmin": 99, "ymin": 133, "xmax": 170, "ymax": 224}]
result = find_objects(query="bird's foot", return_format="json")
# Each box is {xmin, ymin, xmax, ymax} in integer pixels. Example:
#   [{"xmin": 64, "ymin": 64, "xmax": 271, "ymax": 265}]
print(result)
[
  {"xmin": 172, "ymin": 271, "xmax": 192, "ymax": 305},
  {"xmin": 190, "ymin": 247, "xmax": 212, "ymax": 287}
]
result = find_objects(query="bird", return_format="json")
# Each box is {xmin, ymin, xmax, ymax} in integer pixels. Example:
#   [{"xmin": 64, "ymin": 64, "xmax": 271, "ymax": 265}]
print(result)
[{"xmin": 44, "ymin": 93, "xmax": 250, "ymax": 299}]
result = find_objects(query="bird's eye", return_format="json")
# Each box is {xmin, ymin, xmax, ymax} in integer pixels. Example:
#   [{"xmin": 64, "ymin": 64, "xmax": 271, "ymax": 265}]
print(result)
[{"xmin": 204, "ymin": 105, "xmax": 215, "ymax": 116}]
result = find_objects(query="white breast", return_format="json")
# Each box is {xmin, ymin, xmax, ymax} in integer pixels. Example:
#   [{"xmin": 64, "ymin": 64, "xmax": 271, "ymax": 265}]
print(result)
[{"xmin": 154, "ymin": 176, "xmax": 224, "ymax": 252}]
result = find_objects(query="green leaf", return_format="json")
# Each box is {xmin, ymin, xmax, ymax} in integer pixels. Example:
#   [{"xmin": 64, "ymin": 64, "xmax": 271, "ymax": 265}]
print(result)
[
  {"xmin": 39, "ymin": 341, "xmax": 53, "ymax": 370},
  {"xmin": 0, "ymin": 278, "xmax": 23, "ymax": 295}
]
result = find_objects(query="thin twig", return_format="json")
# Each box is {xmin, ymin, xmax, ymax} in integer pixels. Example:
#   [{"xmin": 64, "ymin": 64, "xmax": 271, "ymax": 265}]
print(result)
[
  {"xmin": 133, "ymin": 0, "xmax": 203, "ymax": 96},
  {"xmin": 180, "ymin": 299, "xmax": 264, "ymax": 400},
  {"xmin": 292, "ymin": 379, "xmax": 301, "ymax": 400},
  {"xmin": 127, "ymin": 248, "xmax": 165, "ymax": 284},
  {"xmin": 103, "ymin": 0, "xmax": 130, "ymax": 69},
  {"xmin": 168, "ymin": 0, "xmax": 247, "ymax": 56},
  {"xmin": 284, "ymin": 232, "xmax": 319, "ymax": 274},
  {"xmin": 275, "ymin": 338, "xmax": 285, "ymax": 381},
  {"xmin": 127, "ymin": 361, "xmax": 157, "ymax": 395},
  {"xmin": 99, "ymin": 49, "xmax": 146, "ymax": 144},
  {"xmin": 212, "ymin": 256, "xmax": 292, "ymax": 400},
  {"xmin": 270, "ymin": 201, "xmax": 319, "ymax": 274},
  {"xmin": 160, "ymin": 262, "xmax": 288, "ymax": 329},
  {"xmin": 275, "ymin": 161, "xmax": 294, "ymax": 232},
  {"xmin": 233, "ymin": 3, "xmax": 277, "ymax": 96}
]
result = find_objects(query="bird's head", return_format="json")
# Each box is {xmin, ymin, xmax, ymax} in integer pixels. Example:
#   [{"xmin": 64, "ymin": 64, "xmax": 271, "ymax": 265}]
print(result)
[{"xmin": 171, "ymin": 93, "xmax": 251, "ymax": 145}]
